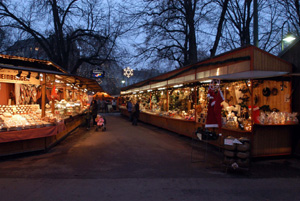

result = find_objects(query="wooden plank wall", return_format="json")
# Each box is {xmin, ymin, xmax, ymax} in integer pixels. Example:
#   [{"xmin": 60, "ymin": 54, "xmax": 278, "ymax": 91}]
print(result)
[
  {"xmin": 253, "ymin": 125, "xmax": 292, "ymax": 157},
  {"xmin": 252, "ymin": 80, "xmax": 291, "ymax": 113},
  {"xmin": 253, "ymin": 49, "xmax": 292, "ymax": 72},
  {"xmin": 201, "ymin": 47, "xmax": 251, "ymax": 66},
  {"xmin": 0, "ymin": 83, "xmax": 14, "ymax": 105}
]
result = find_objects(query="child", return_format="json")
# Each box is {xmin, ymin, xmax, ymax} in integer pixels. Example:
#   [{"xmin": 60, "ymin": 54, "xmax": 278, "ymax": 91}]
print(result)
[{"xmin": 95, "ymin": 114, "xmax": 106, "ymax": 131}]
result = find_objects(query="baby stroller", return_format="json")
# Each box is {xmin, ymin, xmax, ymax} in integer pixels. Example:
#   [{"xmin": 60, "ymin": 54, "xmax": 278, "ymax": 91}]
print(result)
[{"xmin": 95, "ymin": 114, "xmax": 106, "ymax": 131}]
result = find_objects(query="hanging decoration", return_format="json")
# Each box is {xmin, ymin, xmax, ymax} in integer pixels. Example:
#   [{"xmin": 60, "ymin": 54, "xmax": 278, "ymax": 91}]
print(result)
[{"xmin": 123, "ymin": 67, "xmax": 134, "ymax": 78}]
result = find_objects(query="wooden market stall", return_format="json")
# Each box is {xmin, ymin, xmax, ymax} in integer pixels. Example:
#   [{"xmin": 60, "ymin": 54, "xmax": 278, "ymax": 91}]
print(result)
[
  {"xmin": 120, "ymin": 45, "xmax": 298, "ymax": 158},
  {"xmin": 0, "ymin": 54, "xmax": 103, "ymax": 156}
]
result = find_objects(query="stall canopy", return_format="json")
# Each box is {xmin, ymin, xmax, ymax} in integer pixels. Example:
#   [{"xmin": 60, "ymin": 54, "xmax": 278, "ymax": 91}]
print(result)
[
  {"xmin": 0, "ymin": 54, "xmax": 103, "ymax": 92},
  {"xmin": 72, "ymin": 75, "xmax": 104, "ymax": 93},
  {"xmin": 93, "ymin": 92, "xmax": 112, "ymax": 99},
  {"xmin": 0, "ymin": 54, "xmax": 67, "ymax": 74},
  {"xmin": 121, "ymin": 45, "xmax": 293, "ymax": 93}
]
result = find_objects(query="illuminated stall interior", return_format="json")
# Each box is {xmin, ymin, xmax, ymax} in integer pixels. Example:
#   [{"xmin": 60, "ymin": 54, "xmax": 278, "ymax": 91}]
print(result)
[
  {"xmin": 120, "ymin": 45, "xmax": 298, "ymax": 157},
  {"xmin": 0, "ymin": 54, "xmax": 102, "ymax": 131}
]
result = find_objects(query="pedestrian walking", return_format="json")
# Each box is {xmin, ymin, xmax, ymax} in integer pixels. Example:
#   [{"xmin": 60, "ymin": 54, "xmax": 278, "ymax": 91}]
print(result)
[
  {"xmin": 112, "ymin": 98, "xmax": 117, "ymax": 111},
  {"xmin": 96, "ymin": 96, "xmax": 101, "ymax": 113},
  {"xmin": 91, "ymin": 100, "xmax": 98, "ymax": 126},
  {"xmin": 85, "ymin": 108, "xmax": 92, "ymax": 130},
  {"xmin": 127, "ymin": 98, "xmax": 133, "ymax": 121},
  {"xmin": 104, "ymin": 99, "xmax": 109, "ymax": 113},
  {"xmin": 132, "ymin": 100, "xmax": 140, "ymax": 126},
  {"xmin": 100, "ymin": 99, "xmax": 105, "ymax": 113}
]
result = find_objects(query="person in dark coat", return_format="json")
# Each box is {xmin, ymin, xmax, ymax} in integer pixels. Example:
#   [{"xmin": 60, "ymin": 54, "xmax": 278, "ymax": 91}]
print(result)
[
  {"xmin": 91, "ymin": 100, "xmax": 98, "ymax": 126},
  {"xmin": 132, "ymin": 100, "xmax": 140, "ymax": 126},
  {"xmin": 127, "ymin": 99, "xmax": 133, "ymax": 121},
  {"xmin": 85, "ymin": 108, "xmax": 92, "ymax": 130}
]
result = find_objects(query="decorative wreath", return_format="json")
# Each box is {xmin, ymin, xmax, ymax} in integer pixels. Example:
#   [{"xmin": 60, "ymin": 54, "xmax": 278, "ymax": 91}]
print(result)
[{"xmin": 262, "ymin": 87, "xmax": 271, "ymax": 97}]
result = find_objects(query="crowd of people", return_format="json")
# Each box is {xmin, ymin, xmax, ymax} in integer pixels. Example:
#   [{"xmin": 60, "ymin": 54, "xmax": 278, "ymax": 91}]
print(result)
[
  {"xmin": 85, "ymin": 96, "xmax": 141, "ymax": 130},
  {"xmin": 85, "ymin": 96, "xmax": 118, "ymax": 131},
  {"xmin": 126, "ymin": 98, "xmax": 140, "ymax": 126}
]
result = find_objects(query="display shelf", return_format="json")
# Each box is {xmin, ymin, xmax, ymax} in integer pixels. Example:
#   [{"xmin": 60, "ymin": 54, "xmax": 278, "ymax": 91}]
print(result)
[
  {"xmin": 221, "ymin": 127, "xmax": 252, "ymax": 133},
  {"xmin": 141, "ymin": 111, "xmax": 195, "ymax": 122},
  {"xmin": 195, "ymin": 123, "xmax": 252, "ymax": 133},
  {"xmin": 254, "ymin": 123, "xmax": 298, "ymax": 126}
]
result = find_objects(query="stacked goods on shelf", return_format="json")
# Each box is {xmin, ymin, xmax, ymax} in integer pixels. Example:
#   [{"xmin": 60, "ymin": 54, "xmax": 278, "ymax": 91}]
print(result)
[
  {"xmin": 236, "ymin": 137, "xmax": 251, "ymax": 167},
  {"xmin": 223, "ymin": 136, "xmax": 237, "ymax": 166},
  {"xmin": 223, "ymin": 136, "xmax": 251, "ymax": 169}
]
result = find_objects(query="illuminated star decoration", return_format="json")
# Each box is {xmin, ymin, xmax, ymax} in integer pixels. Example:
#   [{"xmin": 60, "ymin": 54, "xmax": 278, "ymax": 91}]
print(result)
[{"xmin": 123, "ymin": 67, "xmax": 134, "ymax": 78}]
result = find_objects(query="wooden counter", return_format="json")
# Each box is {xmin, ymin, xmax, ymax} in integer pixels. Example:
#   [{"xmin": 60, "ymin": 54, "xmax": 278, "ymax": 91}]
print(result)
[
  {"xmin": 120, "ymin": 107, "xmax": 296, "ymax": 158},
  {"xmin": 0, "ymin": 114, "xmax": 85, "ymax": 157}
]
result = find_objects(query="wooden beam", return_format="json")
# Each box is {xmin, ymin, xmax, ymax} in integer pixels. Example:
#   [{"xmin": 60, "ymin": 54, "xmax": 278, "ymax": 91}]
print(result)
[{"xmin": 41, "ymin": 73, "xmax": 46, "ymax": 117}]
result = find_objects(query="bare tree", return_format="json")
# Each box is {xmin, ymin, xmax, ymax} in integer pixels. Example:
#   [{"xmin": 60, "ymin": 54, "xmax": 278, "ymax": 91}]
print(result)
[
  {"xmin": 258, "ymin": 0, "xmax": 285, "ymax": 53},
  {"xmin": 210, "ymin": 0, "xmax": 229, "ymax": 57},
  {"xmin": 207, "ymin": 0, "xmax": 283, "ymax": 55},
  {"xmin": 224, "ymin": 0, "xmax": 253, "ymax": 48},
  {"xmin": 277, "ymin": 0, "xmax": 300, "ymax": 37},
  {"xmin": 128, "ymin": 0, "xmax": 213, "ymax": 69},
  {"xmin": 0, "ymin": 28, "xmax": 9, "ymax": 53},
  {"xmin": 0, "ymin": 0, "xmax": 125, "ymax": 74}
]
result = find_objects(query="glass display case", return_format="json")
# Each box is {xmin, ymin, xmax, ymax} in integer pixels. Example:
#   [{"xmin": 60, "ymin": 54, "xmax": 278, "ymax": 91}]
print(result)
[{"xmin": 53, "ymin": 99, "xmax": 89, "ymax": 119}]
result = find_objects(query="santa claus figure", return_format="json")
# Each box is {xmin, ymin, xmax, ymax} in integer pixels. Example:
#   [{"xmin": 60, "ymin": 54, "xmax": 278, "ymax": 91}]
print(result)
[{"xmin": 205, "ymin": 80, "xmax": 224, "ymax": 129}]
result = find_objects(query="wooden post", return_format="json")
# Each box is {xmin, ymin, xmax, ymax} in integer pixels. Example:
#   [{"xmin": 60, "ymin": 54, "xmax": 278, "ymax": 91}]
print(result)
[
  {"xmin": 72, "ymin": 87, "xmax": 75, "ymax": 101},
  {"xmin": 63, "ymin": 82, "xmax": 66, "ymax": 100},
  {"xmin": 194, "ymin": 85, "xmax": 197, "ymax": 123},
  {"xmin": 41, "ymin": 73, "xmax": 46, "ymax": 117},
  {"xmin": 51, "ymin": 74, "xmax": 55, "ymax": 114},
  {"xmin": 166, "ymin": 83, "xmax": 169, "ymax": 112},
  {"xmin": 250, "ymin": 79, "xmax": 254, "ymax": 129}
]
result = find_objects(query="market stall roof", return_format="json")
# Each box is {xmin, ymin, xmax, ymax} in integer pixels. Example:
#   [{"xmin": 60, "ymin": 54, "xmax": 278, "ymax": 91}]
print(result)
[
  {"xmin": 0, "ymin": 54, "xmax": 68, "ymax": 74},
  {"xmin": 72, "ymin": 75, "xmax": 103, "ymax": 92},
  {"xmin": 93, "ymin": 92, "xmax": 112, "ymax": 98},
  {"xmin": 209, "ymin": 71, "xmax": 289, "ymax": 80},
  {"xmin": 0, "ymin": 54, "xmax": 103, "ymax": 92},
  {"xmin": 121, "ymin": 45, "xmax": 293, "ymax": 93}
]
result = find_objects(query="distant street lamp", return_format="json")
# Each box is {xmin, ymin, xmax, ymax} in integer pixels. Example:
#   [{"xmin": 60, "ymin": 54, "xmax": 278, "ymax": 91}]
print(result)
[
  {"xmin": 35, "ymin": 46, "xmax": 39, "ymax": 59},
  {"xmin": 281, "ymin": 21, "xmax": 296, "ymax": 51},
  {"xmin": 283, "ymin": 33, "xmax": 296, "ymax": 43}
]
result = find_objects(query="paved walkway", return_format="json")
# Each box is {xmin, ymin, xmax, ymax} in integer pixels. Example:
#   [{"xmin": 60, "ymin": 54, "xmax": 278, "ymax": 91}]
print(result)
[{"xmin": 0, "ymin": 113, "xmax": 300, "ymax": 201}]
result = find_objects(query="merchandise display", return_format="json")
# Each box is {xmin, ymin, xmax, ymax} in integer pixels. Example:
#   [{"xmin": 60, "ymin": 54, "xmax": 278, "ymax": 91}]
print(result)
[
  {"xmin": 121, "ymin": 79, "xmax": 298, "ymax": 131},
  {"xmin": 0, "ymin": 104, "xmax": 55, "ymax": 131},
  {"xmin": 219, "ymin": 80, "xmax": 298, "ymax": 131},
  {"xmin": 0, "ymin": 54, "xmax": 104, "ymax": 157},
  {"xmin": 258, "ymin": 111, "xmax": 299, "ymax": 125},
  {"xmin": 119, "ymin": 46, "xmax": 299, "ymax": 158},
  {"xmin": 0, "ymin": 81, "xmax": 90, "ymax": 132},
  {"xmin": 123, "ymin": 87, "xmax": 196, "ymax": 121},
  {"xmin": 54, "ymin": 99, "xmax": 88, "ymax": 118}
]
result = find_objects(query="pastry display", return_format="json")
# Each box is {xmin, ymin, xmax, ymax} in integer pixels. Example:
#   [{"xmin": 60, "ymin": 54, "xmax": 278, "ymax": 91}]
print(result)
[
  {"xmin": 0, "ymin": 104, "xmax": 59, "ymax": 131},
  {"xmin": 53, "ymin": 99, "xmax": 87, "ymax": 118}
]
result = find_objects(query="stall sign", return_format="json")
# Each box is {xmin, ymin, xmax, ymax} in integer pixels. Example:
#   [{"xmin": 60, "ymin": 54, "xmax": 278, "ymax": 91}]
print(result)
[
  {"xmin": 0, "ymin": 73, "xmax": 30, "ymax": 83},
  {"xmin": 92, "ymin": 70, "xmax": 105, "ymax": 78}
]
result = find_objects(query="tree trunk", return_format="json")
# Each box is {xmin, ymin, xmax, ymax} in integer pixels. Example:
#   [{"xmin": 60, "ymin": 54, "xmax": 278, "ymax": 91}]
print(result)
[
  {"xmin": 210, "ymin": 0, "xmax": 229, "ymax": 57},
  {"xmin": 185, "ymin": 0, "xmax": 197, "ymax": 64}
]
